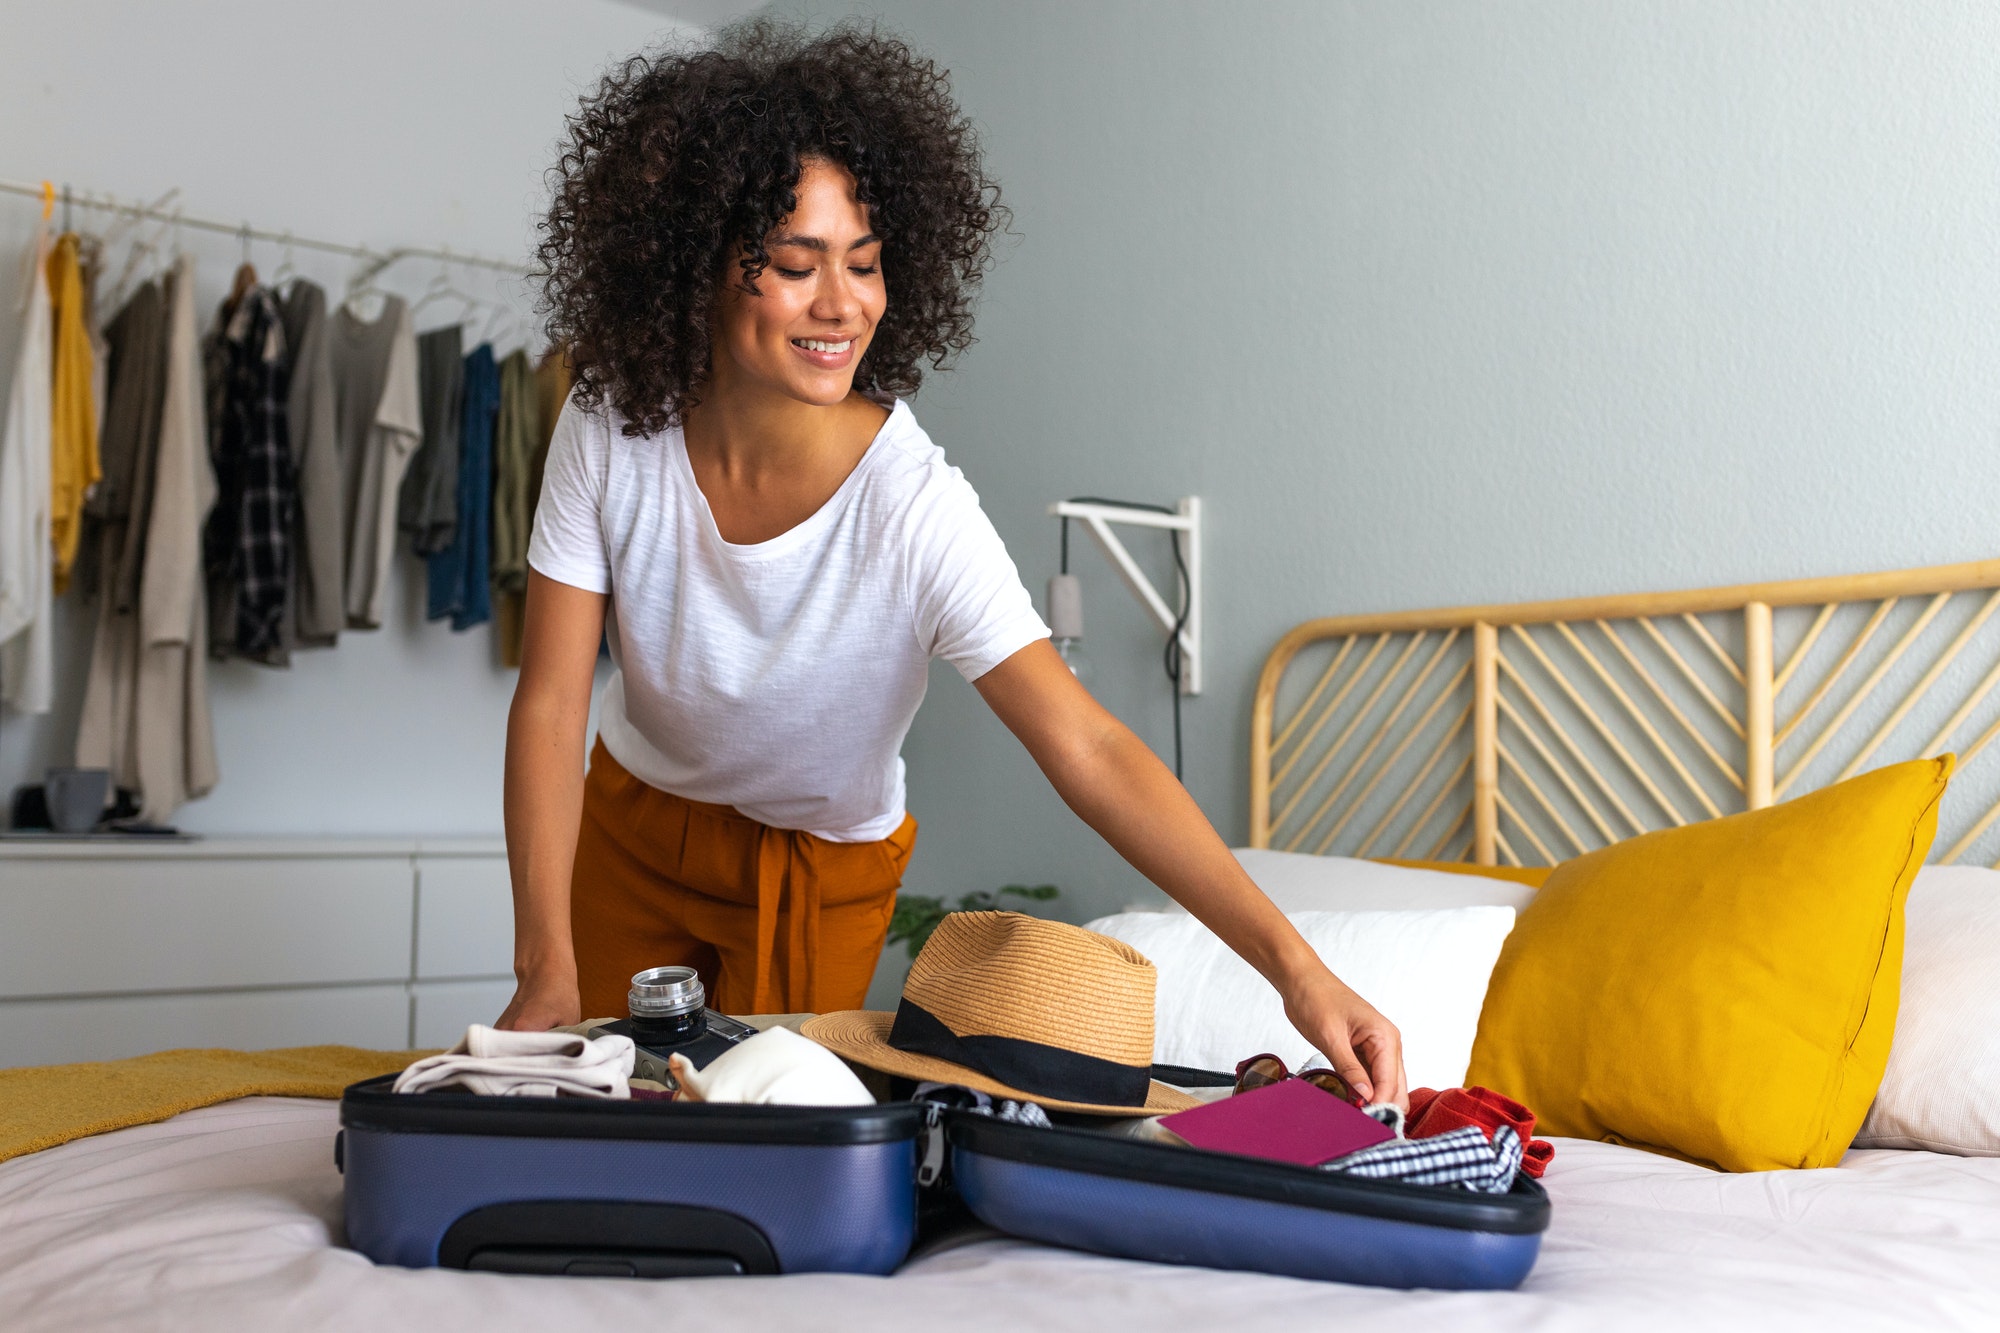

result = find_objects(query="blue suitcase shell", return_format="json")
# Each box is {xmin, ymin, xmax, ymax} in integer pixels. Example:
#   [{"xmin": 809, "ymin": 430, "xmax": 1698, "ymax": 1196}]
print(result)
[
  {"xmin": 946, "ymin": 1112, "xmax": 1550, "ymax": 1290},
  {"xmin": 339, "ymin": 1075, "xmax": 922, "ymax": 1277}
]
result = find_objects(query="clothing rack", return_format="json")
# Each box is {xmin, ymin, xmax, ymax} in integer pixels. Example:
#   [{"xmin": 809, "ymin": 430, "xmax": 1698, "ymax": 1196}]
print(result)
[{"xmin": 0, "ymin": 176, "xmax": 530, "ymax": 282}]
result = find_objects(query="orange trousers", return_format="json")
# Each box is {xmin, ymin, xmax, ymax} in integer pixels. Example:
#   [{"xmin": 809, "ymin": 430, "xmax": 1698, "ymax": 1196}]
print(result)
[{"xmin": 571, "ymin": 740, "xmax": 917, "ymax": 1020}]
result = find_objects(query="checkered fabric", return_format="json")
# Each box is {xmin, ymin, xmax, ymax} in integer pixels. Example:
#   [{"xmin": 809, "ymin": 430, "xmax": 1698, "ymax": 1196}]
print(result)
[
  {"xmin": 1321, "ymin": 1123, "xmax": 1524, "ymax": 1193},
  {"xmin": 203, "ymin": 287, "xmax": 293, "ymax": 660}
]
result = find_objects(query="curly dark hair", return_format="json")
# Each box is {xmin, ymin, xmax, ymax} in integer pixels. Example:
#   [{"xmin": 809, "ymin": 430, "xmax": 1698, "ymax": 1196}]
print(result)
[{"xmin": 536, "ymin": 18, "xmax": 1008, "ymax": 438}]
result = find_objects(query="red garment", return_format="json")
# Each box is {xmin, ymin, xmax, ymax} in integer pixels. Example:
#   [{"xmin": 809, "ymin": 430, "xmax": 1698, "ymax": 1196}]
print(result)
[{"xmin": 1406, "ymin": 1086, "xmax": 1553, "ymax": 1179}]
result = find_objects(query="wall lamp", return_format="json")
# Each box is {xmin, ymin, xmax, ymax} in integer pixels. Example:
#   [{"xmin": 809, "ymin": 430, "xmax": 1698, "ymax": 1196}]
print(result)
[{"xmin": 1046, "ymin": 496, "xmax": 1203, "ymax": 777}]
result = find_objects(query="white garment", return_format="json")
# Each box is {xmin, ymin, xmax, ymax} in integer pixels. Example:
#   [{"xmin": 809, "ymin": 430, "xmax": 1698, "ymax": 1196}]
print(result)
[
  {"xmin": 131, "ymin": 258, "xmax": 219, "ymax": 823},
  {"xmin": 527, "ymin": 394, "xmax": 1049, "ymax": 841},
  {"xmin": 669, "ymin": 1025, "xmax": 874, "ymax": 1106},
  {"xmin": 393, "ymin": 1024, "xmax": 636, "ymax": 1099},
  {"xmin": 0, "ymin": 227, "xmax": 53, "ymax": 714}
]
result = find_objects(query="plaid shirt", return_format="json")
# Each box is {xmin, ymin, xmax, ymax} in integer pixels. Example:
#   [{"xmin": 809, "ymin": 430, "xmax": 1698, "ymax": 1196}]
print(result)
[
  {"xmin": 204, "ymin": 288, "xmax": 293, "ymax": 659},
  {"xmin": 1321, "ymin": 1123, "xmax": 1525, "ymax": 1193}
]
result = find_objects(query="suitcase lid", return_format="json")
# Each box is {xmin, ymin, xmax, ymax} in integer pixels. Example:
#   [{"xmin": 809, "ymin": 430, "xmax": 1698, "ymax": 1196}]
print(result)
[
  {"xmin": 341, "ymin": 1074, "xmax": 921, "ymax": 1146},
  {"xmin": 947, "ymin": 1113, "xmax": 1550, "ymax": 1236}
]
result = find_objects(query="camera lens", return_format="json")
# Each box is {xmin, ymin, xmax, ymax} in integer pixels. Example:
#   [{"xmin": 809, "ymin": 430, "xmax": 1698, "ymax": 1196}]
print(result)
[{"xmin": 627, "ymin": 965, "xmax": 706, "ymax": 1046}]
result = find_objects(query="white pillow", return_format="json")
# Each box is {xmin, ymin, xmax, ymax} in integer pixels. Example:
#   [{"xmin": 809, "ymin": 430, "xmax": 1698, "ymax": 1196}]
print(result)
[
  {"xmin": 1855, "ymin": 865, "xmax": 2000, "ymax": 1155},
  {"xmin": 1217, "ymin": 849, "xmax": 1539, "ymax": 914},
  {"xmin": 1084, "ymin": 906, "xmax": 1516, "ymax": 1092}
]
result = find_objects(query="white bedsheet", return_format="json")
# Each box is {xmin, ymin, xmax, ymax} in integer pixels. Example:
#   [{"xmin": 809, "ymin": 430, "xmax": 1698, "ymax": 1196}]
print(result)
[{"xmin": 2, "ymin": 1098, "xmax": 1997, "ymax": 1332}]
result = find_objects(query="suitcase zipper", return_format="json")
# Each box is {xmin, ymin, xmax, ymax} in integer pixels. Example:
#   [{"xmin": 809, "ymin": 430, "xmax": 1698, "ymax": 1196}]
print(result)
[{"xmin": 917, "ymin": 1103, "xmax": 948, "ymax": 1187}]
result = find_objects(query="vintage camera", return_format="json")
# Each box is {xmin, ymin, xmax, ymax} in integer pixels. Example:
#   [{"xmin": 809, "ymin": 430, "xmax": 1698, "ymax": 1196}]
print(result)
[{"xmin": 596, "ymin": 966, "xmax": 758, "ymax": 1082}]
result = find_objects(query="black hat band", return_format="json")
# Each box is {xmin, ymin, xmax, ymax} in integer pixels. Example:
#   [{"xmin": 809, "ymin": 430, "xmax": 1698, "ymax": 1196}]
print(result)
[{"xmin": 887, "ymin": 999, "xmax": 1153, "ymax": 1108}]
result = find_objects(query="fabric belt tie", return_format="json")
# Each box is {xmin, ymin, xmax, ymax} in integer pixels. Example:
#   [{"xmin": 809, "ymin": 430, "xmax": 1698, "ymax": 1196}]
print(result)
[
  {"xmin": 887, "ymin": 1000, "xmax": 1153, "ymax": 1108},
  {"xmin": 751, "ymin": 824, "xmax": 822, "ymax": 1014}
]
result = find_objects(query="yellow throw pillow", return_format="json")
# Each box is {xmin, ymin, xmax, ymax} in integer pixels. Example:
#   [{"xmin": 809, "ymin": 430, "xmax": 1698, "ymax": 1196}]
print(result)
[{"xmin": 1466, "ymin": 756, "xmax": 1952, "ymax": 1172}]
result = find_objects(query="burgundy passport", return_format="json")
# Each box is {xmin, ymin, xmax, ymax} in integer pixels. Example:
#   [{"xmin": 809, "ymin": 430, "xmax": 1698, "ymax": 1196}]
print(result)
[{"xmin": 1156, "ymin": 1078, "xmax": 1394, "ymax": 1166}]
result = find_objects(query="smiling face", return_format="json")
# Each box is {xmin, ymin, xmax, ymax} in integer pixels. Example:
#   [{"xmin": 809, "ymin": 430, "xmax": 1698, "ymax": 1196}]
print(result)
[{"xmin": 709, "ymin": 156, "xmax": 887, "ymax": 409}]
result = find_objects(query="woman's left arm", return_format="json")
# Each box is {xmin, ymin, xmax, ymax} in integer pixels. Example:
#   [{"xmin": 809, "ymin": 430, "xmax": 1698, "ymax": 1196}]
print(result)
[{"xmin": 974, "ymin": 639, "xmax": 1409, "ymax": 1108}]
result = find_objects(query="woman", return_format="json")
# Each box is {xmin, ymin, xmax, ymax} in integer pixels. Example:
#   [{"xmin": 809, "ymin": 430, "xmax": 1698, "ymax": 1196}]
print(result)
[{"xmin": 500, "ymin": 21, "xmax": 1408, "ymax": 1107}]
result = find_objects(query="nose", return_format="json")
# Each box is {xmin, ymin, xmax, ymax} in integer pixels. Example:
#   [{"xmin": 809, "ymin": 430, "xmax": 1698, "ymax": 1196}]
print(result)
[{"xmin": 810, "ymin": 263, "xmax": 863, "ymax": 326}]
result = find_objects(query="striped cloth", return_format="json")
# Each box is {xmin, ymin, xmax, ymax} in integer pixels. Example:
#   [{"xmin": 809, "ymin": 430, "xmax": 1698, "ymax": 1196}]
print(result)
[{"xmin": 1321, "ymin": 1123, "xmax": 1524, "ymax": 1193}]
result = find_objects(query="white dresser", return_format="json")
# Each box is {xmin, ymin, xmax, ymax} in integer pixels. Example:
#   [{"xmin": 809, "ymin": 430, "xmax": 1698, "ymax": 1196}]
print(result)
[{"xmin": 0, "ymin": 838, "xmax": 518, "ymax": 1067}]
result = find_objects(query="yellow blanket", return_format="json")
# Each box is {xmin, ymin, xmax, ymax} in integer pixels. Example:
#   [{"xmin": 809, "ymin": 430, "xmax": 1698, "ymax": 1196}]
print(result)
[{"xmin": 0, "ymin": 1046, "xmax": 427, "ymax": 1165}]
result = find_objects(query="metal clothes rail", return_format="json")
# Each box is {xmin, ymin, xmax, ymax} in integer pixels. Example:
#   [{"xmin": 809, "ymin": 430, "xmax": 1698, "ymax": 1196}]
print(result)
[{"xmin": 0, "ymin": 176, "xmax": 531, "ymax": 283}]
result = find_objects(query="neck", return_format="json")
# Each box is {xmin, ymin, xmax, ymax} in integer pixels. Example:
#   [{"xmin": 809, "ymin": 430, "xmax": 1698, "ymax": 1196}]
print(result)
[{"xmin": 684, "ymin": 365, "xmax": 854, "ymax": 483}]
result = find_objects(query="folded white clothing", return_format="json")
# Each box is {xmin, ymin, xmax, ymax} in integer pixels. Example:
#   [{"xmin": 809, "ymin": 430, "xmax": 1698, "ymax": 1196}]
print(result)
[
  {"xmin": 392, "ymin": 1024, "xmax": 636, "ymax": 1099},
  {"xmin": 669, "ymin": 1026, "xmax": 873, "ymax": 1106}
]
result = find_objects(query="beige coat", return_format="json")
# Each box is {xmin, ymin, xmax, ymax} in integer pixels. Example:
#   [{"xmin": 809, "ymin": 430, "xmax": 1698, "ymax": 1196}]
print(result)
[
  {"xmin": 76, "ymin": 256, "xmax": 217, "ymax": 822},
  {"xmin": 136, "ymin": 255, "xmax": 219, "ymax": 821}
]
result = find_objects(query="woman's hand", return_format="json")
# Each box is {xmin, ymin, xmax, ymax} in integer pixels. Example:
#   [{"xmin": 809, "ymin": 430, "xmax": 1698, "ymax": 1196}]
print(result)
[
  {"xmin": 494, "ymin": 971, "xmax": 583, "ymax": 1031},
  {"xmin": 975, "ymin": 641, "xmax": 1411, "ymax": 1110},
  {"xmin": 1280, "ymin": 963, "xmax": 1408, "ymax": 1110}
]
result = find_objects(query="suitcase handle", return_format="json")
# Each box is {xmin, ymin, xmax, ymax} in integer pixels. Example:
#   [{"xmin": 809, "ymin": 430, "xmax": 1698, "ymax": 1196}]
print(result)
[{"xmin": 438, "ymin": 1200, "xmax": 779, "ymax": 1277}]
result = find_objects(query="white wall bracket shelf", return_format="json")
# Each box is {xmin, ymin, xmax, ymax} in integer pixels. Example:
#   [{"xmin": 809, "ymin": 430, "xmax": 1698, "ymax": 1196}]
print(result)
[{"xmin": 1047, "ymin": 497, "xmax": 1202, "ymax": 695}]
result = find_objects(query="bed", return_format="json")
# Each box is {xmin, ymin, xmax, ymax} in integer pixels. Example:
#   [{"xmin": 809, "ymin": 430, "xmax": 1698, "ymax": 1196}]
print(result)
[{"xmin": 6, "ymin": 557, "xmax": 2000, "ymax": 1331}]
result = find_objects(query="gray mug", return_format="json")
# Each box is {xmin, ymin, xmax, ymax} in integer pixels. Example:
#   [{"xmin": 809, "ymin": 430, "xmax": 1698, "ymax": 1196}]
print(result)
[{"xmin": 44, "ymin": 767, "xmax": 110, "ymax": 834}]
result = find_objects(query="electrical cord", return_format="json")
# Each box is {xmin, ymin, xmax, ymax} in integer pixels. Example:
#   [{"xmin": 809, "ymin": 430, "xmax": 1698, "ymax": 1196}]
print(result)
[{"xmin": 1059, "ymin": 498, "xmax": 1189, "ymax": 781}]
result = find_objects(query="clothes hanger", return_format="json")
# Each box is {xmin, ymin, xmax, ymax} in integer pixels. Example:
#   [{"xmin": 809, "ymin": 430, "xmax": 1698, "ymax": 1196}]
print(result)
[
  {"xmin": 224, "ymin": 222, "xmax": 258, "ymax": 315},
  {"xmin": 342, "ymin": 257, "xmax": 392, "ymax": 322},
  {"xmin": 103, "ymin": 198, "xmax": 178, "ymax": 314},
  {"xmin": 477, "ymin": 288, "xmax": 532, "ymax": 353},
  {"xmin": 410, "ymin": 250, "xmax": 487, "ymax": 331},
  {"xmin": 270, "ymin": 230, "xmax": 299, "ymax": 293},
  {"xmin": 97, "ymin": 187, "xmax": 176, "ymax": 260},
  {"xmin": 475, "ymin": 297, "xmax": 509, "ymax": 349}
]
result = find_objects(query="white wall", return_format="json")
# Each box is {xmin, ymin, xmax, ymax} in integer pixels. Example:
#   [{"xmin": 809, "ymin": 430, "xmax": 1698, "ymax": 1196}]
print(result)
[{"xmin": 0, "ymin": 0, "xmax": 686, "ymax": 833}]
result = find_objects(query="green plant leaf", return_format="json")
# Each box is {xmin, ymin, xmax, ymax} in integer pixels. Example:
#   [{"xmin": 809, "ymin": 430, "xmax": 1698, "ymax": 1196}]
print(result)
[
  {"xmin": 888, "ymin": 884, "xmax": 1064, "ymax": 960},
  {"xmin": 887, "ymin": 894, "xmax": 949, "ymax": 960},
  {"xmin": 998, "ymin": 884, "xmax": 1060, "ymax": 901}
]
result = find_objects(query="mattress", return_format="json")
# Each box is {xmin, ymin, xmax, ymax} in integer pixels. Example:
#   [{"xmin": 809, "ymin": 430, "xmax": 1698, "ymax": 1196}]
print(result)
[{"xmin": 1, "ymin": 1096, "xmax": 1996, "ymax": 1332}]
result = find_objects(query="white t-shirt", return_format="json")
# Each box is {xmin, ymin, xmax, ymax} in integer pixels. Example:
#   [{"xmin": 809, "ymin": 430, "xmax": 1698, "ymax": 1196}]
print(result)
[{"xmin": 526, "ymin": 393, "xmax": 1049, "ymax": 841}]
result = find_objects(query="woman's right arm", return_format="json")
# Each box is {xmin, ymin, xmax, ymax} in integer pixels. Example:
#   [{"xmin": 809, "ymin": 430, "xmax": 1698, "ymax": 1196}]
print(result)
[{"xmin": 494, "ymin": 568, "xmax": 609, "ymax": 1030}]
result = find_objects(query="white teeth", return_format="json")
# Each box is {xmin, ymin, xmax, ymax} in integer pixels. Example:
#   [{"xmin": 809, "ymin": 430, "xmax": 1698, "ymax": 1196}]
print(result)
[{"xmin": 794, "ymin": 338, "xmax": 852, "ymax": 353}]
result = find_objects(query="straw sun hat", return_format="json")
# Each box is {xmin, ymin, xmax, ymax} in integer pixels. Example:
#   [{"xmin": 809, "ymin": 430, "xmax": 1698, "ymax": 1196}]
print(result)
[{"xmin": 802, "ymin": 911, "xmax": 1200, "ymax": 1116}]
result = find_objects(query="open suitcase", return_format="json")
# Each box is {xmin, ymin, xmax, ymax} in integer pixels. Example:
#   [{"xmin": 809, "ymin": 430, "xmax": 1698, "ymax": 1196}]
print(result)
[
  {"xmin": 942, "ymin": 1109, "xmax": 1551, "ymax": 1290},
  {"xmin": 339, "ymin": 1074, "xmax": 1548, "ymax": 1289},
  {"xmin": 338, "ymin": 1075, "xmax": 922, "ymax": 1276}
]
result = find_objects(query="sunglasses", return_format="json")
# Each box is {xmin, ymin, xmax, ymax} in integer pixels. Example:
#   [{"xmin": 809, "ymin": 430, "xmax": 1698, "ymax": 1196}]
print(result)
[{"xmin": 1232, "ymin": 1053, "xmax": 1359, "ymax": 1105}]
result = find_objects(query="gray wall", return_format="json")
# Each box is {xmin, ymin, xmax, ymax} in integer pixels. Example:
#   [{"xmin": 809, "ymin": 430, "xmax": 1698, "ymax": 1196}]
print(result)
[{"xmin": 795, "ymin": 0, "xmax": 2000, "ymax": 996}]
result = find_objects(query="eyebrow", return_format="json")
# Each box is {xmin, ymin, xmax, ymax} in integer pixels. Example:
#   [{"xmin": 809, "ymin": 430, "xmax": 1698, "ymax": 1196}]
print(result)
[{"xmin": 767, "ymin": 232, "xmax": 880, "ymax": 253}]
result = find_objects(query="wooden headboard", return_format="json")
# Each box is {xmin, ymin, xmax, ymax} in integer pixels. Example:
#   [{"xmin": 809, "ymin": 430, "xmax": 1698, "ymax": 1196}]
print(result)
[{"xmin": 1250, "ymin": 557, "xmax": 2000, "ymax": 868}]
